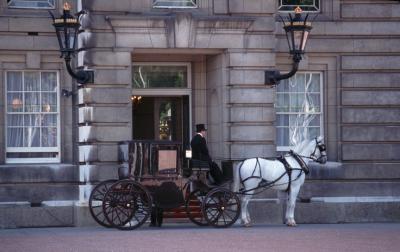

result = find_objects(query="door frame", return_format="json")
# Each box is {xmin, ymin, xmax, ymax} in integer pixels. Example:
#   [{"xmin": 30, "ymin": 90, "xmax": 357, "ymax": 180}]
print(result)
[{"xmin": 132, "ymin": 62, "xmax": 193, "ymax": 141}]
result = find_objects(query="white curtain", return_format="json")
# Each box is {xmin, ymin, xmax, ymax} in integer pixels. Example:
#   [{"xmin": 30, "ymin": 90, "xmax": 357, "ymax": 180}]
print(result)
[
  {"xmin": 276, "ymin": 73, "xmax": 321, "ymax": 148},
  {"xmin": 6, "ymin": 72, "xmax": 58, "ymax": 149}
]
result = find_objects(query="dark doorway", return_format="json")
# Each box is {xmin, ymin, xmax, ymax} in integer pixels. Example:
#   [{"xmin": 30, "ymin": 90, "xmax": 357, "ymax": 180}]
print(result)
[{"xmin": 133, "ymin": 96, "xmax": 189, "ymax": 145}]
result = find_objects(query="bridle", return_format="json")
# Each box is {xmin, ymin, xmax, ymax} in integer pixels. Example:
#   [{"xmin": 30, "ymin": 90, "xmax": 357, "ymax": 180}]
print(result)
[{"xmin": 309, "ymin": 138, "xmax": 327, "ymax": 163}]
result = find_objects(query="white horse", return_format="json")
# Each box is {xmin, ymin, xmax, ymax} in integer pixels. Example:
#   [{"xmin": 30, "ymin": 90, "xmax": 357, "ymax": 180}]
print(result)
[{"xmin": 233, "ymin": 136, "xmax": 327, "ymax": 227}]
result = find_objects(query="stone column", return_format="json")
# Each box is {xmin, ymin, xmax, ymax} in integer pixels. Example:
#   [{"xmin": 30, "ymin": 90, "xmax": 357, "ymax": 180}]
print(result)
[{"xmin": 77, "ymin": 50, "xmax": 132, "ymax": 204}]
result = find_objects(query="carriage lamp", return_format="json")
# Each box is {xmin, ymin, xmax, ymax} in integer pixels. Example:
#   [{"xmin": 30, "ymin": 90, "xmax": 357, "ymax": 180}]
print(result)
[
  {"xmin": 49, "ymin": 2, "xmax": 93, "ymax": 84},
  {"xmin": 265, "ymin": 6, "xmax": 313, "ymax": 86}
]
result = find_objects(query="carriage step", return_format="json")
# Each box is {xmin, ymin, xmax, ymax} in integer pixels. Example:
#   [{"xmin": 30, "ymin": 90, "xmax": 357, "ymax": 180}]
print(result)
[{"xmin": 162, "ymin": 205, "xmax": 202, "ymax": 219}]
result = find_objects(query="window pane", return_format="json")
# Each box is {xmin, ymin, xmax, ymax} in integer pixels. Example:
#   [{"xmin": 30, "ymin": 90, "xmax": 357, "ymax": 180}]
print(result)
[
  {"xmin": 8, "ymin": 0, "xmax": 55, "ymax": 9},
  {"xmin": 7, "ymin": 72, "xmax": 23, "ymax": 91},
  {"xmin": 307, "ymin": 94, "xmax": 321, "ymax": 112},
  {"xmin": 7, "ymin": 115, "xmax": 23, "ymax": 127},
  {"xmin": 41, "ymin": 127, "xmax": 57, "ymax": 147},
  {"xmin": 289, "ymin": 93, "xmax": 304, "ymax": 112},
  {"xmin": 7, "ymin": 93, "xmax": 23, "ymax": 112},
  {"xmin": 25, "ymin": 72, "xmax": 40, "ymax": 91},
  {"xmin": 41, "ymin": 72, "xmax": 57, "ymax": 91},
  {"xmin": 276, "ymin": 128, "xmax": 289, "ymax": 146},
  {"xmin": 277, "ymin": 79, "xmax": 289, "ymax": 92},
  {"xmin": 42, "ymin": 114, "xmax": 57, "ymax": 127},
  {"xmin": 276, "ymin": 115, "xmax": 289, "ymax": 127},
  {"xmin": 279, "ymin": 0, "xmax": 319, "ymax": 12},
  {"xmin": 276, "ymin": 93, "xmax": 289, "ymax": 112},
  {"xmin": 42, "ymin": 93, "xmax": 57, "ymax": 112},
  {"xmin": 309, "ymin": 116, "xmax": 320, "ymax": 127},
  {"xmin": 153, "ymin": 0, "xmax": 197, "ymax": 8},
  {"xmin": 24, "ymin": 114, "xmax": 41, "ymax": 127},
  {"xmin": 24, "ymin": 127, "xmax": 40, "ymax": 147},
  {"xmin": 308, "ymin": 127, "xmax": 320, "ymax": 139},
  {"xmin": 25, "ymin": 93, "xmax": 41, "ymax": 112},
  {"xmin": 289, "ymin": 74, "xmax": 305, "ymax": 92},
  {"xmin": 309, "ymin": 74, "xmax": 321, "ymax": 92},
  {"xmin": 7, "ymin": 128, "xmax": 23, "ymax": 147},
  {"xmin": 133, "ymin": 65, "xmax": 188, "ymax": 88}
]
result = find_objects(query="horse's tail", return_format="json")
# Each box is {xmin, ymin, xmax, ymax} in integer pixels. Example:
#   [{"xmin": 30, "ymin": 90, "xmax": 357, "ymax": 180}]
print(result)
[{"xmin": 232, "ymin": 161, "xmax": 243, "ymax": 193}]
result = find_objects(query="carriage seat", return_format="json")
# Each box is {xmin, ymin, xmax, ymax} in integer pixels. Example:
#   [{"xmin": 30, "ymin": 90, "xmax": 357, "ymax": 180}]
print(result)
[{"xmin": 190, "ymin": 159, "xmax": 210, "ymax": 172}]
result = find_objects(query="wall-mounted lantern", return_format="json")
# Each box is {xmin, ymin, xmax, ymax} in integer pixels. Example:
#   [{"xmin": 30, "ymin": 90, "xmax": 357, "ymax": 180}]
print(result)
[
  {"xmin": 49, "ymin": 2, "xmax": 93, "ymax": 84},
  {"xmin": 265, "ymin": 7, "xmax": 313, "ymax": 86}
]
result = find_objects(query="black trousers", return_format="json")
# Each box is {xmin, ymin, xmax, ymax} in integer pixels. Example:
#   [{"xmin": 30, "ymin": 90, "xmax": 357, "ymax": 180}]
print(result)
[{"xmin": 209, "ymin": 161, "xmax": 224, "ymax": 184}]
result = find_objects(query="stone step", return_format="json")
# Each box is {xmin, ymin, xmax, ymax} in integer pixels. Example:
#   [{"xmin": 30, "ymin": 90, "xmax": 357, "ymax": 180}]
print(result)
[
  {"xmin": 236, "ymin": 180, "xmax": 400, "ymax": 200},
  {"xmin": 0, "ymin": 164, "xmax": 77, "ymax": 183},
  {"xmin": 300, "ymin": 180, "xmax": 400, "ymax": 199},
  {"xmin": 308, "ymin": 162, "xmax": 400, "ymax": 180},
  {"xmin": 0, "ymin": 184, "xmax": 79, "ymax": 203},
  {"xmin": 0, "ymin": 204, "xmax": 74, "ymax": 228},
  {"xmin": 247, "ymin": 201, "xmax": 400, "ymax": 224}
]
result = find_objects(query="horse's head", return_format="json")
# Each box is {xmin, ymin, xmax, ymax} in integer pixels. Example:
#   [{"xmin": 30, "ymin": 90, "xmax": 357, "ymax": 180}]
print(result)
[
  {"xmin": 298, "ymin": 136, "xmax": 327, "ymax": 164},
  {"xmin": 310, "ymin": 136, "xmax": 327, "ymax": 164}
]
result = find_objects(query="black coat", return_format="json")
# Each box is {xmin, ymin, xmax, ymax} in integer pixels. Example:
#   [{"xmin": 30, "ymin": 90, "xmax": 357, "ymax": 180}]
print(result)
[{"xmin": 190, "ymin": 133, "xmax": 212, "ymax": 162}]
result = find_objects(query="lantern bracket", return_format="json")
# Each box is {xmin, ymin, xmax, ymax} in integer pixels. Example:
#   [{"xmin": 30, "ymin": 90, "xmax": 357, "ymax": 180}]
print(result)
[
  {"xmin": 265, "ymin": 54, "xmax": 301, "ymax": 86},
  {"xmin": 265, "ymin": 7, "xmax": 313, "ymax": 86}
]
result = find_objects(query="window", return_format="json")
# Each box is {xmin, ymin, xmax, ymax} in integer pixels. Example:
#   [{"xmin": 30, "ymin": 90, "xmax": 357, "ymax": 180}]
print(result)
[
  {"xmin": 5, "ymin": 71, "xmax": 60, "ymax": 163},
  {"xmin": 7, "ymin": 0, "xmax": 55, "ymax": 9},
  {"xmin": 153, "ymin": 0, "xmax": 197, "ymax": 8},
  {"xmin": 133, "ymin": 64, "xmax": 189, "ymax": 89},
  {"xmin": 275, "ymin": 72, "xmax": 323, "ymax": 151},
  {"xmin": 278, "ymin": 0, "xmax": 320, "ymax": 12}
]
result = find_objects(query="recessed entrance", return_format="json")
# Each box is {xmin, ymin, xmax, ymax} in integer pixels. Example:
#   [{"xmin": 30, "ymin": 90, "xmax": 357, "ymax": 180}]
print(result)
[{"xmin": 133, "ymin": 96, "xmax": 190, "ymax": 144}]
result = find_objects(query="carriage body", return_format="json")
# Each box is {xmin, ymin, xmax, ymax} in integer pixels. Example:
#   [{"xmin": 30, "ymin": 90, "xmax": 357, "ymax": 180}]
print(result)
[{"xmin": 89, "ymin": 140, "xmax": 240, "ymax": 230}]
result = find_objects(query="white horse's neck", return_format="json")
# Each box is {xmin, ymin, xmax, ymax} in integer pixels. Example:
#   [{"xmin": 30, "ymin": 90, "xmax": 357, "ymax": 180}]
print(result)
[{"xmin": 289, "ymin": 139, "xmax": 317, "ymax": 166}]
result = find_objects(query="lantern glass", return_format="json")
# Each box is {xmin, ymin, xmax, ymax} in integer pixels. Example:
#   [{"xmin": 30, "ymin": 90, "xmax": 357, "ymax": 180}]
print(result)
[
  {"xmin": 282, "ymin": 7, "xmax": 312, "ymax": 55},
  {"xmin": 54, "ymin": 23, "xmax": 79, "ymax": 56}
]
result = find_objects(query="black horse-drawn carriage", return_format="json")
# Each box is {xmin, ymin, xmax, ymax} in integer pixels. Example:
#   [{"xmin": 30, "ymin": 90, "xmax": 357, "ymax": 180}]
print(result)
[{"xmin": 88, "ymin": 140, "xmax": 241, "ymax": 230}]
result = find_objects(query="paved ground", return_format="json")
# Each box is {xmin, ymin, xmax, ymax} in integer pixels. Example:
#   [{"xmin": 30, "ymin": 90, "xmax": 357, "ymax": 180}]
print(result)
[{"xmin": 1, "ymin": 223, "xmax": 399, "ymax": 252}]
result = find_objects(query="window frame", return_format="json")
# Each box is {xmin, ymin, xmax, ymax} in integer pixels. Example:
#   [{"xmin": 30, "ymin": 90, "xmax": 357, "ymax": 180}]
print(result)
[
  {"xmin": 278, "ymin": 0, "xmax": 320, "ymax": 13},
  {"xmin": 152, "ymin": 0, "xmax": 197, "ymax": 9},
  {"xmin": 275, "ymin": 72, "xmax": 324, "ymax": 152},
  {"xmin": 132, "ymin": 62, "xmax": 192, "ymax": 92},
  {"xmin": 7, "ymin": 0, "xmax": 56, "ymax": 9},
  {"xmin": 5, "ymin": 70, "xmax": 61, "ymax": 164}
]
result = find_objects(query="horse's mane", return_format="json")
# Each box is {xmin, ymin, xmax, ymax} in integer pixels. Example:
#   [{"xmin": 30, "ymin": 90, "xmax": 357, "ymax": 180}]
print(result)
[
  {"xmin": 292, "ymin": 136, "xmax": 323, "ymax": 154},
  {"xmin": 292, "ymin": 140, "xmax": 309, "ymax": 153}
]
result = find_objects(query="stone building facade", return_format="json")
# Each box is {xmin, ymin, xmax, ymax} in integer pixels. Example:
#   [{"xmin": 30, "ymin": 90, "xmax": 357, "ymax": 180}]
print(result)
[{"xmin": 0, "ymin": 0, "xmax": 399, "ymax": 227}]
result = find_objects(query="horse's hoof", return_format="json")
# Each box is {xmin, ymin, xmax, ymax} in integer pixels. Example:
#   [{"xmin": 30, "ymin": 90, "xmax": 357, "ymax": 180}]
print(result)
[
  {"xmin": 286, "ymin": 222, "xmax": 297, "ymax": 227},
  {"xmin": 242, "ymin": 222, "xmax": 252, "ymax": 228}
]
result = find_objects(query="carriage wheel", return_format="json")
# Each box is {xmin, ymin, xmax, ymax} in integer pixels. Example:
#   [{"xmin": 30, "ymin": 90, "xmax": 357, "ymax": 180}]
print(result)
[
  {"xmin": 202, "ymin": 188, "xmax": 241, "ymax": 228},
  {"xmin": 88, "ymin": 179, "xmax": 117, "ymax": 228},
  {"xmin": 185, "ymin": 189, "xmax": 208, "ymax": 226},
  {"xmin": 103, "ymin": 179, "xmax": 152, "ymax": 230}
]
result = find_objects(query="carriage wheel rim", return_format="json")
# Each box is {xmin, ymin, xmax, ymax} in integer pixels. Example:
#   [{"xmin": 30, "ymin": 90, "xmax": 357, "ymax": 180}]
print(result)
[
  {"xmin": 185, "ymin": 189, "xmax": 209, "ymax": 226},
  {"xmin": 102, "ymin": 180, "xmax": 152, "ymax": 230},
  {"xmin": 202, "ymin": 189, "xmax": 241, "ymax": 228},
  {"xmin": 88, "ymin": 179, "xmax": 117, "ymax": 228}
]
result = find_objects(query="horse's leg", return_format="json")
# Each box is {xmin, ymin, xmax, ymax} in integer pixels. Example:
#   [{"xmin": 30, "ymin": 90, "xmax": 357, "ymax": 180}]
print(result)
[
  {"xmin": 286, "ymin": 185, "xmax": 300, "ymax": 227},
  {"xmin": 240, "ymin": 192, "xmax": 253, "ymax": 227}
]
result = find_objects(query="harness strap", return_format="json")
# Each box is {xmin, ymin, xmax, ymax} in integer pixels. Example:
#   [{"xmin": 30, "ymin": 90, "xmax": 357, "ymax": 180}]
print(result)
[
  {"xmin": 277, "ymin": 155, "xmax": 292, "ymax": 193},
  {"xmin": 290, "ymin": 151, "xmax": 310, "ymax": 175},
  {"xmin": 238, "ymin": 155, "xmax": 307, "ymax": 195},
  {"xmin": 240, "ymin": 158, "xmax": 262, "ymax": 185}
]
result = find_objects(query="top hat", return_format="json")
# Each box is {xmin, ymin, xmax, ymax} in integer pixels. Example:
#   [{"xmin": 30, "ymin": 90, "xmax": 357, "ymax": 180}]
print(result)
[{"xmin": 195, "ymin": 124, "xmax": 207, "ymax": 132}]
